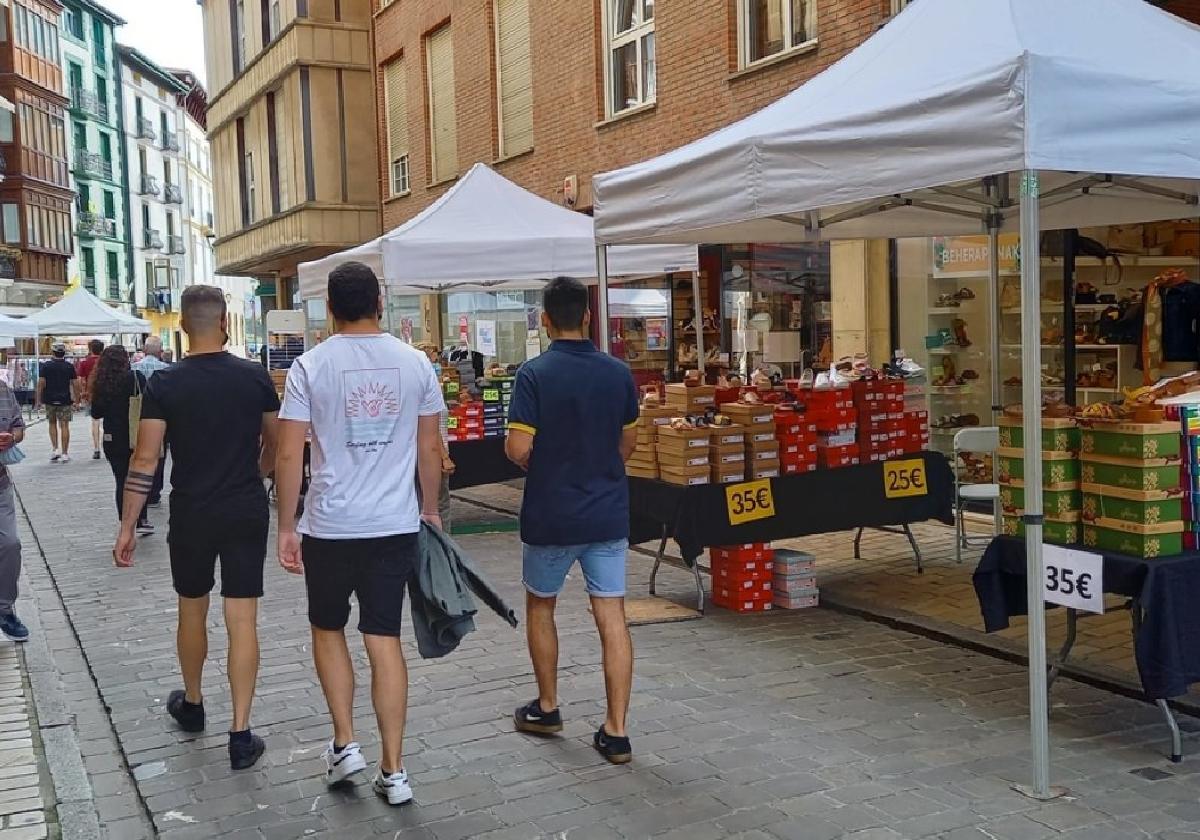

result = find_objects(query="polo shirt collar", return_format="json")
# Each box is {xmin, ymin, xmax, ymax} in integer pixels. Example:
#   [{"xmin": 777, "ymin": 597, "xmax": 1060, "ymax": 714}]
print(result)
[{"xmin": 550, "ymin": 339, "xmax": 596, "ymax": 354}]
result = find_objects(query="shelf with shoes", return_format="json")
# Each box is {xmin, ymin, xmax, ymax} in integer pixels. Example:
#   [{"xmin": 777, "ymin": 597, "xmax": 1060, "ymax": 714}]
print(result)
[{"xmin": 924, "ymin": 274, "xmax": 993, "ymax": 458}]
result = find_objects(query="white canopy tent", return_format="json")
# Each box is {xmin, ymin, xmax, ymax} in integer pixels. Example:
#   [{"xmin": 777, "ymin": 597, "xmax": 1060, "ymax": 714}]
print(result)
[
  {"xmin": 297, "ymin": 163, "xmax": 699, "ymax": 300},
  {"xmin": 593, "ymin": 0, "xmax": 1200, "ymax": 799},
  {"xmin": 0, "ymin": 314, "xmax": 39, "ymax": 340},
  {"xmin": 27, "ymin": 288, "xmax": 151, "ymax": 335}
]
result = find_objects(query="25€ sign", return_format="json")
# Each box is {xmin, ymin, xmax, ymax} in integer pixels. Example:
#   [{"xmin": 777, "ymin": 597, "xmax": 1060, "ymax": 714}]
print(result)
[{"xmin": 1043, "ymin": 544, "xmax": 1104, "ymax": 614}]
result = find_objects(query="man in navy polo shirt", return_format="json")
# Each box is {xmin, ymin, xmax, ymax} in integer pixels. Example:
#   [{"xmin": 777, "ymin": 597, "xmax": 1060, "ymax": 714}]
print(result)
[{"xmin": 506, "ymin": 276, "xmax": 639, "ymax": 764}]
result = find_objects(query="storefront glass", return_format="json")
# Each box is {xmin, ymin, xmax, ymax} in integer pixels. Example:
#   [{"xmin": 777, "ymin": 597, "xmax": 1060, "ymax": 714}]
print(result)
[
  {"xmin": 607, "ymin": 277, "xmax": 673, "ymax": 387},
  {"xmin": 710, "ymin": 243, "xmax": 831, "ymax": 381},
  {"xmin": 441, "ymin": 291, "xmax": 547, "ymax": 366}
]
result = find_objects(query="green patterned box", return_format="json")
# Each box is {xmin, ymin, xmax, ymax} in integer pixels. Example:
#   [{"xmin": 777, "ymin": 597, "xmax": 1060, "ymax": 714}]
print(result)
[
  {"xmin": 996, "ymin": 448, "xmax": 1080, "ymax": 485},
  {"xmin": 1080, "ymin": 455, "xmax": 1183, "ymax": 493},
  {"xmin": 1079, "ymin": 422, "xmax": 1180, "ymax": 460},
  {"xmin": 1081, "ymin": 485, "xmax": 1184, "ymax": 528},
  {"xmin": 1001, "ymin": 515, "xmax": 1079, "ymax": 545},
  {"xmin": 997, "ymin": 417, "xmax": 1080, "ymax": 453},
  {"xmin": 999, "ymin": 484, "xmax": 1081, "ymax": 519},
  {"xmin": 1081, "ymin": 518, "xmax": 1184, "ymax": 558}
]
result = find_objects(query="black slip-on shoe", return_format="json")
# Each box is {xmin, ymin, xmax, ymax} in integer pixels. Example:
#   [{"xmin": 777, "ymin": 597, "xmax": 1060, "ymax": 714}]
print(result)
[
  {"xmin": 514, "ymin": 699, "xmax": 563, "ymax": 735},
  {"xmin": 167, "ymin": 690, "xmax": 205, "ymax": 733},
  {"xmin": 229, "ymin": 732, "xmax": 266, "ymax": 770},
  {"xmin": 593, "ymin": 726, "xmax": 632, "ymax": 765}
]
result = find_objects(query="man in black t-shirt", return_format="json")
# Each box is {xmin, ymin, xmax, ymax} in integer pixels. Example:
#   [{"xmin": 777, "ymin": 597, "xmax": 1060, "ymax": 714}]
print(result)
[
  {"xmin": 35, "ymin": 343, "xmax": 79, "ymax": 463},
  {"xmin": 113, "ymin": 286, "xmax": 279, "ymax": 771}
]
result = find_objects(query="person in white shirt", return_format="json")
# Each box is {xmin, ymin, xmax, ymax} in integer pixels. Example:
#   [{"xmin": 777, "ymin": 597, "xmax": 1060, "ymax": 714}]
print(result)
[{"xmin": 275, "ymin": 261, "xmax": 444, "ymax": 806}]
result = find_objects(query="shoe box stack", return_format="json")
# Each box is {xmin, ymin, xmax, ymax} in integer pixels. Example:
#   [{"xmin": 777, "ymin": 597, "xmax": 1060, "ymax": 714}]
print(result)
[
  {"xmin": 657, "ymin": 384, "xmax": 717, "ymax": 485},
  {"xmin": 806, "ymin": 386, "xmax": 860, "ymax": 468},
  {"xmin": 480, "ymin": 383, "xmax": 507, "ymax": 439},
  {"xmin": 851, "ymin": 380, "xmax": 902, "ymax": 463},
  {"xmin": 774, "ymin": 407, "xmax": 818, "ymax": 474},
  {"xmin": 720, "ymin": 401, "xmax": 780, "ymax": 479},
  {"xmin": 710, "ymin": 543, "xmax": 775, "ymax": 613},
  {"xmin": 772, "ymin": 549, "xmax": 819, "ymax": 609},
  {"xmin": 1077, "ymin": 420, "xmax": 1185, "ymax": 557},
  {"xmin": 710, "ymin": 423, "xmax": 747, "ymax": 485},
  {"xmin": 901, "ymin": 407, "xmax": 931, "ymax": 454},
  {"xmin": 447, "ymin": 399, "xmax": 485, "ymax": 442},
  {"xmin": 997, "ymin": 416, "xmax": 1081, "ymax": 545},
  {"xmin": 1174, "ymin": 406, "xmax": 1200, "ymax": 550},
  {"xmin": 626, "ymin": 405, "xmax": 672, "ymax": 480}
]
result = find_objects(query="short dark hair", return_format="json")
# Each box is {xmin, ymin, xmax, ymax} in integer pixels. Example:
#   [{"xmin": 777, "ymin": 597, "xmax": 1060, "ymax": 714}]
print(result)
[
  {"xmin": 542, "ymin": 276, "xmax": 589, "ymax": 331},
  {"xmin": 180, "ymin": 285, "xmax": 227, "ymax": 333},
  {"xmin": 88, "ymin": 339, "xmax": 104, "ymax": 355},
  {"xmin": 328, "ymin": 261, "xmax": 380, "ymax": 323}
]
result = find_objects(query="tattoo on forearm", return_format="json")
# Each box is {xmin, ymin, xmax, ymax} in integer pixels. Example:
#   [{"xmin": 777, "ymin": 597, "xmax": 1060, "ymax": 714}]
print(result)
[{"xmin": 125, "ymin": 470, "xmax": 155, "ymax": 496}]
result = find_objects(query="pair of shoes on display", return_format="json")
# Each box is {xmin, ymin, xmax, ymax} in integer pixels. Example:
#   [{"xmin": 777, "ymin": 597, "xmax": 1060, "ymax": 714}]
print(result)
[
  {"xmin": 514, "ymin": 699, "xmax": 632, "ymax": 765},
  {"xmin": 323, "ymin": 741, "xmax": 413, "ymax": 806}
]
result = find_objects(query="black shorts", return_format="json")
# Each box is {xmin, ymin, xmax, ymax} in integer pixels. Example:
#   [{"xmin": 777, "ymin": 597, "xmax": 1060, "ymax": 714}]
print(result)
[
  {"xmin": 302, "ymin": 533, "xmax": 417, "ymax": 636},
  {"xmin": 168, "ymin": 512, "xmax": 268, "ymax": 599}
]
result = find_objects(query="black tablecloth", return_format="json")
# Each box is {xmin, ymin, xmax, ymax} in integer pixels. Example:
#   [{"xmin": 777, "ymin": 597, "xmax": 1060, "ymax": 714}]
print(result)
[
  {"xmin": 448, "ymin": 438, "xmax": 525, "ymax": 490},
  {"xmin": 629, "ymin": 451, "xmax": 954, "ymax": 564},
  {"xmin": 973, "ymin": 535, "xmax": 1200, "ymax": 699}
]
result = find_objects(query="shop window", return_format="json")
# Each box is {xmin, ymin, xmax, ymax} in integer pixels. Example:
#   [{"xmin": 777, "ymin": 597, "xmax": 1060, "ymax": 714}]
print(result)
[
  {"xmin": 739, "ymin": 0, "xmax": 816, "ymax": 67},
  {"xmin": 442, "ymin": 291, "xmax": 546, "ymax": 365},
  {"xmin": 494, "ymin": 0, "xmax": 533, "ymax": 158},
  {"xmin": 425, "ymin": 25, "xmax": 458, "ymax": 184},
  {"xmin": 1, "ymin": 205, "xmax": 17, "ymax": 245},
  {"xmin": 715, "ymin": 244, "xmax": 832, "ymax": 380},
  {"xmin": 604, "ymin": 0, "xmax": 655, "ymax": 116},
  {"xmin": 383, "ymin": 56, "xmax": 410, "ymax": 197},
  {"xmin": 0, "ymin": 110, "xmax": 11, "ymax": 144}
]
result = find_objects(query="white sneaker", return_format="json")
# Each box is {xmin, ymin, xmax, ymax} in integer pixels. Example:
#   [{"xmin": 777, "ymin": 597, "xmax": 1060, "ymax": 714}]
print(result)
[
  {"xmin": 372, "ymin": 767, "xmax": 413, "ymax": 806},
  {"xmin": 50, "ymin": 450, "xmax": 60, "ymax": 462},
  {"xmin": 59, "ymin": 453, "xmax": 70, "ymax": 464},
  {"xmin": 324, "ymin": 740, "xmax": 366, "ymax": 785},
  {"xmin": 136, "ymin": 522, "xmax": 155, "ymax": 537}
]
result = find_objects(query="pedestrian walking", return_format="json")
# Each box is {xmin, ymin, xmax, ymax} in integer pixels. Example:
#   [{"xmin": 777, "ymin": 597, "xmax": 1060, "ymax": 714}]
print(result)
[
  {"xmin": 76, "ymin": 339, "xmax": 104, "ymax": 461},
  {"xmin": 133, "ymin": 337, "xmax": 171, "ymax": 507},
  {"xmin": 36, "ymin": 342, "xmax": 79, "ymax": 463},
  {"xmin": 505, "ymin": 276, "xmax": 639, "ymax": 764},
  {"xmin": 0, "ymin": 378, "xmax": 27, "ymax": 642},
  {"xmin": 90, "ymin": 347, "xmax": 152, "ymax": 537},
  {"xmin": 414, "ymin": 341, "xmax": 454, "ymax": 529},
  {"xmin": 275, "ymin": 261, "xmax": 445, "ymax": 806},
  {"xmin": 113, "ymin": 285, "xmax": 279, "ymax": 771}
]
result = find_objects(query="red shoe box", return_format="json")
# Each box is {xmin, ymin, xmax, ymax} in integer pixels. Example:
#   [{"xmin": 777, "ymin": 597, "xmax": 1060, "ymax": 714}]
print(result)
[
  {"xmin": 713, "ymin": 593, "xmax": 775, "ymax": 613},
  {"xmin": 812, "ymin": 408, "xmax": 856, "ymax": 432},
  {"xmin": 818, "ymin": 443, "xmax": 860, "ymax": 468},
  {"xmin": 714, "ymin": 577, "xmax": 774, "ymax": 599},
  {"xmin": 778, "ymin": 435, "xmax": 817, "ymax": 457},
  {"xmin": 775, "ymin": 415, "xmax": 816, "ymax": 437},
  {"xmin": 710, "ymin": 544, "xmax": 775, "ymax": 565},
  {"xmin": 713, "ymin": 563, "xmax": 773, "ymax": 585},
  {"xmin": 803, "ymin": 388, "xmax": 853, "ymax": 411},
  {"xmin": 452, "ymin": 404, "xmax": 484, "ymax": 419},
  {"xmin": 783, "ymin": 461, "xmax": 819, "ymax": 474}
]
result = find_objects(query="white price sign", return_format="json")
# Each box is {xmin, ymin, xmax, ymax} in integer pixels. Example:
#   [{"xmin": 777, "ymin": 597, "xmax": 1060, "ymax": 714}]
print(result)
[{"xmin": 1043, "ymin": 544, "xmax": 1104, "ymax": 614}]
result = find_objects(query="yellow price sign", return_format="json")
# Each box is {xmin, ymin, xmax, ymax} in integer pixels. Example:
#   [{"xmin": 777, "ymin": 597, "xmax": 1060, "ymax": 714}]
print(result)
[
  {"xmin": 725, "ymin": 479, "xmax": 776, "ymax": 526},
  {"xmin": 447, "ymin": 416, "xmax": 460, "ymax": 430},
  {"xmin": 884, "ymin": 458, "xmax": 928, "ymax": 499},
  {"xmin": 483, "ymin": 388, "xmax": 500, "ymax": 402}
]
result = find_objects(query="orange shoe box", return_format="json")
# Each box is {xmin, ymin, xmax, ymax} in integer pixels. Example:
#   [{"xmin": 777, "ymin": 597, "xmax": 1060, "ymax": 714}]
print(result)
[{"xmin": 713, "ymin": 593, "xmax": 775, "ymax": 613}]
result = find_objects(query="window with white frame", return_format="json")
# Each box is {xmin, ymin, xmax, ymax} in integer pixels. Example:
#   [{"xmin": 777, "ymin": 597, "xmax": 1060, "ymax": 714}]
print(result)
[
  {"xmin": 383, "ymin": 57, "xmax": 410, "ymax": 196},
  {"xmin": 739, "ymin": 0, "xmax": 816, "ymax": 68},
  {"xmin": 604, "ymin": 0, "xmax": 655, "ymax": 116}
]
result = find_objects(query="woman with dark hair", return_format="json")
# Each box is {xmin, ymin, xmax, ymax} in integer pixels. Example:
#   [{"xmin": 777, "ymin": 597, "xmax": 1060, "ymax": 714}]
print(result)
[{"xmin": 90, "ymin": 346, "xmax": 152, "ymax": 536}]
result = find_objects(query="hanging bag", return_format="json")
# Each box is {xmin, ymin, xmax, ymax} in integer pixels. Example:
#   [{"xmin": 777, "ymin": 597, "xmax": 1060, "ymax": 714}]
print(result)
[{"xmin": 127, "ymin": 372, "xmax": 143, "ymax": 450}]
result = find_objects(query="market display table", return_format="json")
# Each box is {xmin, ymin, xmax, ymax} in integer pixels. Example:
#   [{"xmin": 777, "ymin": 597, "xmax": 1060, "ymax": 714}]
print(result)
[
  {"xmin": 629, "ymin": 451, "xmax": 955, "ymax": 610},
  {"xmin": 974, "ymin": 535, "xmax": 1200, "ymax": 761},
  {"xmin": 449, "ymin": 438, "xmax": 525, "ymax": 491}
]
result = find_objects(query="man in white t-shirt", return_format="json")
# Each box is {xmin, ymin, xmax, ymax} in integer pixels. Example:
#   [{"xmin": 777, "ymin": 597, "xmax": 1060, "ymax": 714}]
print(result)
[{"xmin": 275, "ymin": 261, "xmax": 444, "ymax": 806}]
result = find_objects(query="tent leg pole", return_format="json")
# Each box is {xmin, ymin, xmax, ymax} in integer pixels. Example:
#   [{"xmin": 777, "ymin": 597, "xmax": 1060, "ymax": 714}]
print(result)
[
  {"xmin": 691, "ymin": 271, "xmax": 705, "ymax": 379},
  {"xmin": 596, "ymin": 246, "xmax": 612, "ymax": 354},
  {"xmin": 987, "ymin": 222, "xmax": 1002, "ymax": 537},
  {"xmin": 1013, "ymin": 170, "xmax": 1064, "ymax": 803}
]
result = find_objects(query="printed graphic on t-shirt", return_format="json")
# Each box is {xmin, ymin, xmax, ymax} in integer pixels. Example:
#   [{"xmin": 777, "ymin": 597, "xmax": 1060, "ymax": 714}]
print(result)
[{"xmin": 344, "ymin": 368, "xmax": 401, "ymax": 450}]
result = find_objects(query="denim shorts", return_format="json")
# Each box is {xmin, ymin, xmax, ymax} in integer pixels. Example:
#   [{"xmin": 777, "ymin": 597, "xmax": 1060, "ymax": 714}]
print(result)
[{"xmin": 522, "ymin": 539, "xmax": 628, "ymax": 599}]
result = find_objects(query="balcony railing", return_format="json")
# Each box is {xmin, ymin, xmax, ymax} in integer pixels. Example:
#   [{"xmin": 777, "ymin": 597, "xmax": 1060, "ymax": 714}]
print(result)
[
  {"xmin": 147, "ymin": 288, "xmax": 170, "ymax": 311},
  {"xmin": 161, "ymin": 133, "xmax": 181, "ymax": 153},
  {"xmin": 71, "ymin": 87, "xmax": 109, "ymax": 122},
  {"xmin": 164, "ymin": 183, "xmax": 183, "ymax": 204},
  {"xmin": 74, "ymin": 150, "xmax": 113, "ymax": 181},
  {"xmin": 77, "ymin": 212, "xmax": 116, "ymax": 238},
  {"xmin": 143, "ymin": 229, "xmax": 163, "ymax": 250},
  {"xmin": 140, "ymin": 174, "xmax": 161, "ymax": 196},
  {"xmin": 107, "ymin": 279, "xmax": 120, "ymax": 301},
  {"xmin": 137, "ymin": 117, "xmax": 156, "ymax": 141},
  {"xmin": 168, "ymin": 234, "xmax": 185, "ymax": 255}
]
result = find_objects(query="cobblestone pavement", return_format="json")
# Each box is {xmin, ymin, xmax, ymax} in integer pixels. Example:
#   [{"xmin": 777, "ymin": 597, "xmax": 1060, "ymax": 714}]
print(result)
[
  {"xmin": 0, "ymin": 641, "xmax": 51, "ymax": 840},
  {"xmin": 12, "ymin": 418, "xmax": 1200, "ymax": 839}
]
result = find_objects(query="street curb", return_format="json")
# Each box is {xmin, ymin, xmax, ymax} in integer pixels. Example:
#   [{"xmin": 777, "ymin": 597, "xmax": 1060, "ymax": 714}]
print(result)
[{"xmin": 14, "ymin": 485, "xmax": 108, "ymax": 840}]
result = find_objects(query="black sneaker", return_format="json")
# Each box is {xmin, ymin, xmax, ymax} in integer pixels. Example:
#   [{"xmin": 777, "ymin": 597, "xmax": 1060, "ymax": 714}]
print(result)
[
  {"xmin": 0, "ymin": 613, "xmax": 29, "ymax": 643},
  {"xmin": 593, "ymin": 726, "xmax": 632, "ymax": 765},
  {"xmin": 513, "ymin": 699, "xmax": 563, "ymax": 735},
  {"xmin": 92, "ymin": 450, "xmax": 101, "ymax": 460},
  {"xmin": 229, "ymin": 732, "xmax": 266, "ymax": 770},
  {"xmin": 167, "ymin": 690, "xmax": 206, "ymax": 733}
]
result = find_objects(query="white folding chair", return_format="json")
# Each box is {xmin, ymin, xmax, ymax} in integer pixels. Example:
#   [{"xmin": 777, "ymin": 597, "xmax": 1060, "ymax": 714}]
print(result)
[{"xmin": 953, "ymin": 426, "xmax": 1000, "ymax": 564}]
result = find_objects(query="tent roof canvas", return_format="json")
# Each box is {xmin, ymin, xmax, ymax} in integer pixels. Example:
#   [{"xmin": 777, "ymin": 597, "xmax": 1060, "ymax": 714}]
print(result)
[
  {"xmin": 27, "ymin": 289, "xmax": 151, "ymax": 335},
  {"xmin": 0, "ymin": 313, "xmax": 38, "ymax": 339},
  {"xmin": 298, "ymin": 164, "xmax": 698, "ymax": 300},
  {"xmin": 593, "ymin": 0, "xmax": 1200, "ymax": 245}
]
